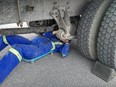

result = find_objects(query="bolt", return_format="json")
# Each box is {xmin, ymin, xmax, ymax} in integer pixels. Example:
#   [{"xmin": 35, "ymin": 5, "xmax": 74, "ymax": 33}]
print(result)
[
  {"xmin": 27, "ymin": 5, "xmax": 34, "ymax": 12},
  {"xmin": 67, "ymin": 7, "xmax": 70, "ymax": 9},
  {"xmin": 66, "ymin": 2, "xmax": 69, "ymax": 4},
  {"xmin": 53, "ymin": 2, "xmax": 57, "ymax": 5}
]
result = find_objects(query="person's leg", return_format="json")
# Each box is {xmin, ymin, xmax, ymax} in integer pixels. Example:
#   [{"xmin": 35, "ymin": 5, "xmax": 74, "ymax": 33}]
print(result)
[
  {"xmin": 0, "ymin": 43, "xmax": 53, "ymax": 84},
  {"xmin": 0, "ymin": 44, "xmax": 23, "ymax": 84},
  {"xmin": 6, "ymin": 35, "xmax": 31, "ymax": 45},
  {"xmin": 0, "ymin": 35, "xmax": 31, "ymax": 51},
  {"xmin": 0, "ymin": 44, "xmax": 45, "ymax": 84},
  {"xmin": 0, "ymin": 36, "xmax": 8, "ymax": 51}
]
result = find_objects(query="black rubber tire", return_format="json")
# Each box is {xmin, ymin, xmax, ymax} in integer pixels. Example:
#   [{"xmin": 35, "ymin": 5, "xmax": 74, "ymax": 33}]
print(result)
[
  {"xmin": 97, "ymin": 0, "xmax": 116, "ymax": 69},
  {"xmin": 77, "ymin": 0, "xmax": 113, "ymax": 60}
]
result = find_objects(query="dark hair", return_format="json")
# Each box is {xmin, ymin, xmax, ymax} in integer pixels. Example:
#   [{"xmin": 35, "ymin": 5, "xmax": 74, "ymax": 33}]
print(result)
[{"xmin": 53, "ymin": 24, "xmax": 59, "ymax": 31}]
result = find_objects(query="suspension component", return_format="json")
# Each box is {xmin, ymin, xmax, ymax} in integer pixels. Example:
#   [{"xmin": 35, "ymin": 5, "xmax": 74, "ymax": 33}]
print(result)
[{"xmin": 50, "ymin": 6, "xmax": 75, "ymax": 40}]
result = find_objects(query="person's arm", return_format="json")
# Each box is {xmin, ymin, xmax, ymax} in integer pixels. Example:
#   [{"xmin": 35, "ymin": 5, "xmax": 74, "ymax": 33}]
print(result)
[
  {"xmin": 43, "ymin": 31, "xmax": 54, "ymax": 38},
  {"xmin": 0, "ymin": 35, "xmax": 31, "ymax": 51},
  {"xmin": 59, "ymin": 43, "xmax": 70, "ymax": 57}
]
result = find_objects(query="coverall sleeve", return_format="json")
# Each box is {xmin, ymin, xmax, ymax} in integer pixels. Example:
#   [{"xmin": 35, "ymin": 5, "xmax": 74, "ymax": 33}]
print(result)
[
  {"xmin": 59, "ymin": 43, "xmax": 70, "ymax": 57},
  {"xmin": 43, "ymin": 31, "xmax": 54, "ymax": 38},
  {"xmin": 5, "ymin": 35, "xmax": 31, "ymax": 45},
  {"xmin": 0, "ymin": 35, "xmax": 31, "ymax": 51}
]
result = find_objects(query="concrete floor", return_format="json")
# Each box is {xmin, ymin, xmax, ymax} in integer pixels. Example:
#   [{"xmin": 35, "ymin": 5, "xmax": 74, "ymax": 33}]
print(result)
[{"xmin": 0, "ymin": 34, "xmax": 116, "ymax": 87}]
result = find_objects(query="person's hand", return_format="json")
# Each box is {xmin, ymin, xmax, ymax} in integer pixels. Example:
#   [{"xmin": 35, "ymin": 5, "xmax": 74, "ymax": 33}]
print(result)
[
  {"xmin": 53, "ymin": 30, "xmax": 69, "ymax": 43},
  {"xmin": 61, "ymin": 39, "xmax": 69, "ymax": 43},
  {"xmin": 52, "ymin": 30, "xmax": 58, "ymax": 35}
]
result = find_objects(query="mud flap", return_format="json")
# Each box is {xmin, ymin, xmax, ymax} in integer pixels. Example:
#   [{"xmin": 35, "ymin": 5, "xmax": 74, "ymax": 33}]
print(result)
[{"xmin": 91, "ymin": 61, "xmax": 116, "ymax": 82}]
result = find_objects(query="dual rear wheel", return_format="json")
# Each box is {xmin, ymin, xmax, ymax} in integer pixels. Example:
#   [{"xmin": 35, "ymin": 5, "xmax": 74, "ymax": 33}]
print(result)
[{"xmin": 77, "ymin": 0, "xmax": 116, "ymax": 69}]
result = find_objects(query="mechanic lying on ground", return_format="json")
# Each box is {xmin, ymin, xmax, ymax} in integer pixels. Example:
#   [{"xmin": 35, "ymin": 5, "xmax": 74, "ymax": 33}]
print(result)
[{"xmin": 0, "ymin": 25, "xmax": 70, "ymax": 84}]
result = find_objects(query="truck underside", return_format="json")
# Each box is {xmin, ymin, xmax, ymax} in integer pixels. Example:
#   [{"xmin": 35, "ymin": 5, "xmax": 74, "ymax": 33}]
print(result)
[{"xmin": 0, "ymin": 0, "xmax": 90, "ymax": 25}]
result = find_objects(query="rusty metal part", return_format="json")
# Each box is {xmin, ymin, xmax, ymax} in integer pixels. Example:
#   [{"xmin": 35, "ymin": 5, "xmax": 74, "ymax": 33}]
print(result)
[
  {"xmin": 50, "ymin": 7, "xmax": 75, "ymax": 40},
  {"xmin": 27, "ymin": 5, "xmax": 34, "ymax": 12},
  {"xmin": 29, "ymin": 19, "xmax": 56, "ymax": 27},
  {"xmin": 0, "ymin": 26, "xmax": 54, "ymax": 35},
  {"xmin": 0, "ymin": 0, "xmax": 90, "ymax": 25},
  {"xmin": 17, "ymin": 0, "xmax": 23, "ymax": 27}
]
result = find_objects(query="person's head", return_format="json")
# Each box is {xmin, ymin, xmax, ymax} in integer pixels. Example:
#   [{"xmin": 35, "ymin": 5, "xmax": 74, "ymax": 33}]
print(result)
[
  {"xmin": 52, "ymin": 24, "xmax": 70, "ymax": 43},
  {"xmin": 52, "ymin": 24, "xmax": 59, "ymax": 31}
]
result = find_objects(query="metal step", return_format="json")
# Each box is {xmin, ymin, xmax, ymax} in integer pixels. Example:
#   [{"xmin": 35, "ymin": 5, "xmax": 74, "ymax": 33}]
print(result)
[{"xmin": 91, "ymin": 61, "xmax": 116, "ymax": 82}]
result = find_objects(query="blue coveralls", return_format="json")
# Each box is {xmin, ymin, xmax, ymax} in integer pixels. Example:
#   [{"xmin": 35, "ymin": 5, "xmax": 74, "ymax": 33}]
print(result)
[{"xmin": 0, "ymin": 31, "xmax": 69, "ymax": 84}]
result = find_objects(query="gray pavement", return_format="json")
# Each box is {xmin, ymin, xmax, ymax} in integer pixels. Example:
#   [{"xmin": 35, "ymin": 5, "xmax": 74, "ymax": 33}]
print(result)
[{"xmin": 0, "ymin": 34, "xmax": 116, "ymax": 87}]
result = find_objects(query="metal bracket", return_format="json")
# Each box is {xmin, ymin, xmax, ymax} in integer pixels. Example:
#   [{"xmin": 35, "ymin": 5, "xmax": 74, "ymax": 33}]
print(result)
[
  {"xmin": 17, "ymin": 0, "xmax": 23, "ymax": 27},
  {"xmin": 50, "ymin": 6, "xmax": 75, "ymax": 40}
]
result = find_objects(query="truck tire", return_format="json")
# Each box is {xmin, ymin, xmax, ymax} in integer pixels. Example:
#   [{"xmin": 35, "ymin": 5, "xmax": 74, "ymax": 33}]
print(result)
[
  {"xmin": 77, "ymin": 0, "xmax": 112, "ymax": 60},
  {"xmin": 97, "ymin": 0, "xmax": 116, "ymax": 69}
]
